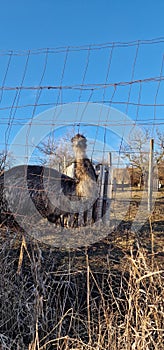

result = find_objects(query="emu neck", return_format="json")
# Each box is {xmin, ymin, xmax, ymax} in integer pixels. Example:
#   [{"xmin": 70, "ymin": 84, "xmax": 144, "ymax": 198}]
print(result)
[{"xmin": 74, "ymin": 148, "xmax": 86, "ymax": 161}]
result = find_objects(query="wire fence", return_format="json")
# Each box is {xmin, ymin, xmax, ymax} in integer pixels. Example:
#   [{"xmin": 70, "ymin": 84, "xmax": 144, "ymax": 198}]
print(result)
[
  {"xmin": 0, "ymin": 37, "xmax": 164, "ymax": 139},
  {"xmin": 0, "ymin": 39, "xmax": 164, "ymax": 350},
  {"xmin": 0, "ymin": 37, "xmax": 164, "ymax": 233}
]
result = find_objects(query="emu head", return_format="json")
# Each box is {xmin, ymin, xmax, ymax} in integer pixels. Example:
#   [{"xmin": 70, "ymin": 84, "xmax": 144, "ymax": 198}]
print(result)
[{"xmin": 71, "ymin": 134, "xmax": 87, "ymax": 160}]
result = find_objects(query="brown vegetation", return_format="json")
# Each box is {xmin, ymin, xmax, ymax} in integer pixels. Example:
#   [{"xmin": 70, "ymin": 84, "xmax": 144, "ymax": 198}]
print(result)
[{"xmin": 0, "ymin": 189, "xmax": 163, "ymax": 349}]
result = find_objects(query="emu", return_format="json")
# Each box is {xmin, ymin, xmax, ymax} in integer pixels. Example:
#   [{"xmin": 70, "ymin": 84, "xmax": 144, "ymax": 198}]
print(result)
[
  {"xmin": 0, "ymin": 134, "xmax": 98, "ymax": 229},
  {"xmin": 63, "ymin": 134, "xmax": 98, "ymax": 226}
]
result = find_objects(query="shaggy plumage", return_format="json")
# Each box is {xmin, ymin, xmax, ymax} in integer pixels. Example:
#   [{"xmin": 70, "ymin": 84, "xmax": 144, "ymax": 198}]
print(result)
[
  {"xmin": 0, "ymin": 165, "xmax": 76, "ymax": 226},
  {"xmin": 0, "ymin": 134, "xmax": 98, "ymax": 228}
]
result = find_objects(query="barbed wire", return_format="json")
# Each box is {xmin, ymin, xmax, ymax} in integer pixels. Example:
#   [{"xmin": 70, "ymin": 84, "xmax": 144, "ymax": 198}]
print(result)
[{"xmin": 1, "ymin": 75, "xmax": 164, "ymax": 91}]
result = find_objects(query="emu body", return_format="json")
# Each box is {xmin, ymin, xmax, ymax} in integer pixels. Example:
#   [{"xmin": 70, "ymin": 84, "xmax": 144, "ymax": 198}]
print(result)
[
  {"xmin": 0, "ymin": 134, "xmax": 98, "ymax": 228},
  {"xmin": 0, "ymin": 165, "xmax": 76, "ymax": 227}
]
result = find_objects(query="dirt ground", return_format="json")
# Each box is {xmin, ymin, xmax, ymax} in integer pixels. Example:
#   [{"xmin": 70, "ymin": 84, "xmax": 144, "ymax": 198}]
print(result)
[{"xmin": 0, "ymin": 188, "xmax": 163, "ymax": 266}]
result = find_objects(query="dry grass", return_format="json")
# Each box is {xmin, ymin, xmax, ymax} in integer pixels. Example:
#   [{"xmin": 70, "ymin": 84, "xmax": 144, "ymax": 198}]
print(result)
[{"xmin": 0, "ymin": 190, "xmax": 164, "ymax": 349}]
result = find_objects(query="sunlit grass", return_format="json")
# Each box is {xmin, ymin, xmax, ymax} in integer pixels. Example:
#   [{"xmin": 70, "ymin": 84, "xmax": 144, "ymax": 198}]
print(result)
[{"xmin": 0, "ymin": 189, "xmax": 163, "ymax": 349}]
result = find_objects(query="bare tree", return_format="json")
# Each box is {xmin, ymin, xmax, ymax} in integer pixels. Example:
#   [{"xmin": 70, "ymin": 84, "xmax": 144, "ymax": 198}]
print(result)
[
  {"xmin": 37, "ymin": 130, "xmax": 74, "ymax": 172},
  {"xmin": 122, "ymin": 128, "xmax": 164, "ymax": 187},
  {"xmin": 0, "ymin": 150, "xmax": 15, "ymax": 174},
  {"xmin": 123, "ymin": 129, "xmax": 150, "ymax": 167},
  {"xmin": 156, "ymin": 129, "xmax": 164, "ymax": 164}
]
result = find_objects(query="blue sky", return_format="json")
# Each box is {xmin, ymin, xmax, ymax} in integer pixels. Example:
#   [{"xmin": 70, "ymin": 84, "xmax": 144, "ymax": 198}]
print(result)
[
  {"xmin": 0, "ymin": 0, "xmax": 164, "ymax": 49},
  {"xmin": 0, "ymin": 0, "xmax": 164, "ymax": 165}
]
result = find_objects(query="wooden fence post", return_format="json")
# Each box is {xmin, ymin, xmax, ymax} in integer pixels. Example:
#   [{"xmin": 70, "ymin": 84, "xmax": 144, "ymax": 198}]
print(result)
[
  {"xmin": 148, "ymin": 139, "xmax": 154, "ymax": 213},
  {"xmin": 107, "ymin": 152, "xmax": 113, "ymax": 200},
  {"xmin": 96, "ymin": 165, "xmax": 106, "ymax": 222},
  {"xmin": 101, "ymin": 152, "xmax": 113, "ymax": 225}
]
